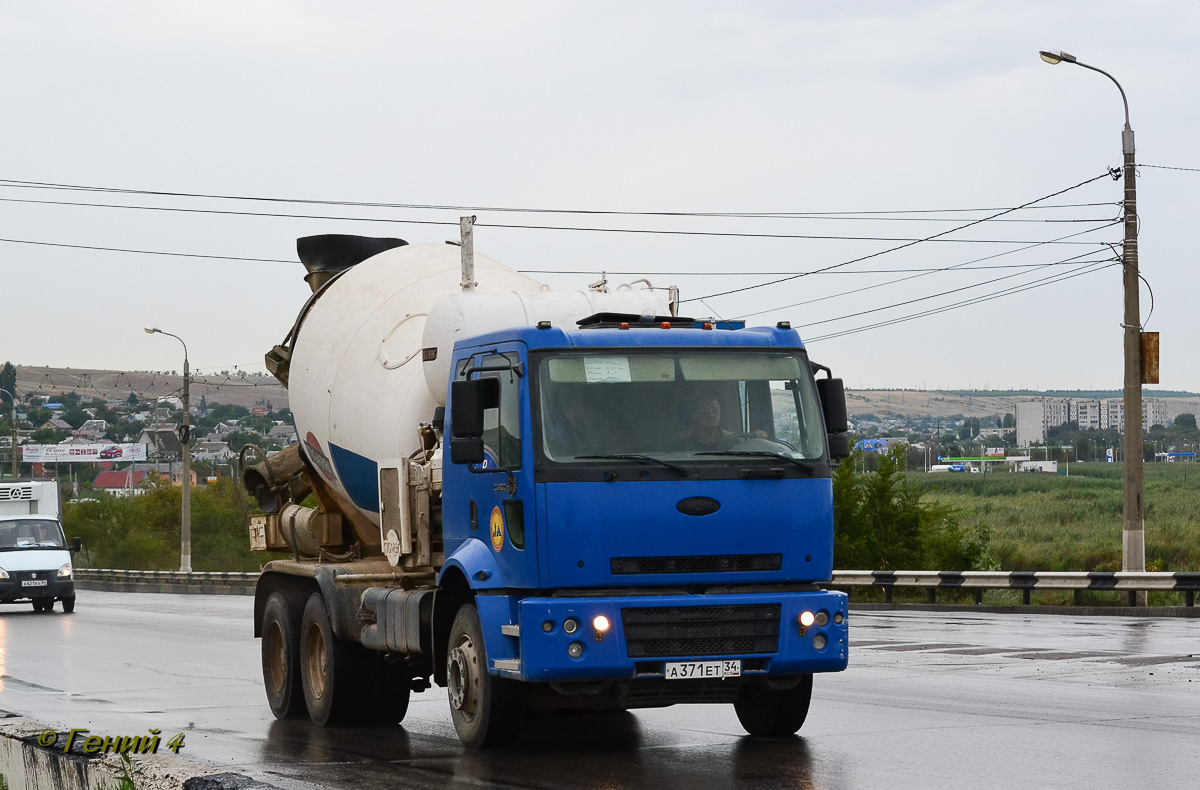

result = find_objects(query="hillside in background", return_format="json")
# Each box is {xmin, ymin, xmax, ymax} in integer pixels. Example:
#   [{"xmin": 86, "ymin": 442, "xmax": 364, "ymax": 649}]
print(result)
[
  {"xmin": 11, "ymin": 364, "xmax": 1200, "ymax": 421},
  {"xmin": 14, "ymin": 365, "xmax": 288, "ymax": 410},
  {"xmin": 845, "ymin": 389, "xmax": 1200, "ymax": 421}
]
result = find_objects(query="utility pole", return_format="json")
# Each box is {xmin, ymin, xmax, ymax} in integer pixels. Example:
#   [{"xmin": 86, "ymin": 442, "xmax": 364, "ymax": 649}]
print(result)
[
  {"xmin": 146, "ymin": 327, "xmax": 192, "ymax": 573},
  {"xmin": 1039, "ymin": 50, "xmax": 1145, "ymax": 604},
  {"xmin": 460, "ymin": 215, "xmax": 477, "ymax": 292},
  {"xmin": 181, "ymin": 355, "xmax": 192, "ymax": 574}
]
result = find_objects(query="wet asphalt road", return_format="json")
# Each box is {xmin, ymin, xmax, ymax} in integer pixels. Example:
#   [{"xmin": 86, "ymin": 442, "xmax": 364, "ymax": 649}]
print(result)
[{"xmin": 1, "ymin": 592, "xmax": 1198, "ymax": 789}]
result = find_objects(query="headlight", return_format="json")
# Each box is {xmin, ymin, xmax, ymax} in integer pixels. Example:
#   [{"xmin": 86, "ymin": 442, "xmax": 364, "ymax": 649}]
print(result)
[
  {"xmin": 799, "ymin": 611, "xmax": 815, "ymax": 628},
  {"xmin": 58, "ymin": 564, "xmax": 73, "ymax": 578},
  {"xmin": 0, "ymin": 568, "xmax": 8, "ymax": 579},
  {"xmin": 593, "ymin": 615, "xmax": 610, "ymax": 632}
]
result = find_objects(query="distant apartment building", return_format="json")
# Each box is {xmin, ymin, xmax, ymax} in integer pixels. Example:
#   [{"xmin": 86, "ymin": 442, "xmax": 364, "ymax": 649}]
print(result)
[{"xmin": 1018, "ymin": 397, "xmax": 1170, "ymax": 444}]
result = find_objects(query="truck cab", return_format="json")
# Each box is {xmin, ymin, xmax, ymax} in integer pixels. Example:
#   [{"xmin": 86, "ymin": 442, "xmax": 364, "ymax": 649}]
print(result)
[
  {"xmin": 0, "ymin": 481, "xmax": 78, "ymax": 613},
  {"xmin": 438, "ymin": 317, "xmax": 849, "ymax": 744}
]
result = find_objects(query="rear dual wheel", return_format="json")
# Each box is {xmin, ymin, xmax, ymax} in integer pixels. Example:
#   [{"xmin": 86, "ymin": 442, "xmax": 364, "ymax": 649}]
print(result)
[
  {"xmin": 262, "ymin": 593, "xmax": 305, "ymax": 719},
  {"xmin": 32, "ymin": 598, "xmax": 54, "ymax": 613},
  {"xmin": 298, "ymin": 592, "xmax": 411, "ymax": 727}
]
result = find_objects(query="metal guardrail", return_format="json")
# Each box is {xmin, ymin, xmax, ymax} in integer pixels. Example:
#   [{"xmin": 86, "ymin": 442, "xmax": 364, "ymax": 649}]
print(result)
[
  {"xmin": 831, "ymin": 570, "xmax": 1200, "ymax": 607},
  {"xmin": 73, "ymin": 569, "xmax": 1200, "ymax": 607},
  {"xmin": 74, "ymin": 569, "xmax": 259, "ymax": 583},
  {"xmin": 72, "ymin": 569, "xmax": 259, "ymax": 594}
]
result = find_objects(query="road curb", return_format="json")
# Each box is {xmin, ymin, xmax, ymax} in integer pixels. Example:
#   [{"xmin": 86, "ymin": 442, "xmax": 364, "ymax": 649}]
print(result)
[{"xmin": 0, "ymin": 713, "xmax": 280, "ymax": 790}]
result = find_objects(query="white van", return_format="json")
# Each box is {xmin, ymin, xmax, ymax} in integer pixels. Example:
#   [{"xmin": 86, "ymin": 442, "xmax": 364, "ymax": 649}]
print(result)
[{"xmin": 0, "ymin": 481, "xmax": 80, "ymax": 613}]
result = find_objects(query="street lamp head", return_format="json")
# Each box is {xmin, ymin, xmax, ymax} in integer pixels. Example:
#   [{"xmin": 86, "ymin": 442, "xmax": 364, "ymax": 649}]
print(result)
[
  {"xmin": 144, "ymin": 326, "xmax": 160, "ymax": 335},
  {"xmin": 1039, "ymin": 50, "xmax": 1076, "ymax": 65}
]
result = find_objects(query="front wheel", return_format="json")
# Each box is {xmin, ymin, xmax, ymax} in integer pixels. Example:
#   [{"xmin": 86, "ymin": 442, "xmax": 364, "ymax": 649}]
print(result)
[
  {"xmin": 734, "ymin": 674, "xmax": 813, "ymax": 737},
  {"xmin": 446, "ymin": 603, "xmax": 524, "ymax": 748},
  {"xmin": 61, "ymin": 595, "xmax": 76, "ymax": 614}
]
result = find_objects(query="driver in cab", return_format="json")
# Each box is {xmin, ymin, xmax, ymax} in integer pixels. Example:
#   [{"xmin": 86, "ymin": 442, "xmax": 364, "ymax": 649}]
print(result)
[{"xmin": 682, "ymin": 395, "xmax": 766, "ymax": 449}]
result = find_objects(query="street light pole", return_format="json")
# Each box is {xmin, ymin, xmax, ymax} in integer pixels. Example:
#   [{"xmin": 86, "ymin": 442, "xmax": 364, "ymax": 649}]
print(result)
[
  {"xmin": 1039, "ymin": 50, "xmax": 1145, "ymax": 592},
  {"xmin": 0, "ymin": 387, "xmax": 17, "ymax": 477},
  {"xmin": 145, "ymin": 327, "xmax": 192, "ymax": 573}
]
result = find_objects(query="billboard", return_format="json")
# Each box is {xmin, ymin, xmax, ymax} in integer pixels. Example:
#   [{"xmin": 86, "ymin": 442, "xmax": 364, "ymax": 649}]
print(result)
[{"xmin": 22, "ymin": 443, "xmax": 148, "ymax": 463}]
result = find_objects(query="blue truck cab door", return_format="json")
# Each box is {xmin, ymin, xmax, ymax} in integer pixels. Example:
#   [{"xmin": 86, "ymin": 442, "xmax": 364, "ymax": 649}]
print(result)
[{"xmin": 446, "ymin": 342, "xmax": 540, "ymax": 589}]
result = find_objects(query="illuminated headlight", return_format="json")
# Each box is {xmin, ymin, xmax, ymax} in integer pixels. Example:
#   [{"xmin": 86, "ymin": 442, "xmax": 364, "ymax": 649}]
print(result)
[
  {"xmin": 593, "ymin": 615, "xmax": 610, "ymax": 632},
  {"xmin": 0, "ymin": 568, "xmax": 8, "ymax": 579},
  {"xmin": 813, "ymin": 634, "xmax": 828, "ymax": 650},
  {"xmin": 58, "ymin": 564, "xmax": 73, "ymax": 578},
  {"xmin": 799, "ymin": 611, "xmax": 816, "ymax": 628},
  {"xmin": 567, "ymin": 641, "xmax": 584, "ymax": 658}
]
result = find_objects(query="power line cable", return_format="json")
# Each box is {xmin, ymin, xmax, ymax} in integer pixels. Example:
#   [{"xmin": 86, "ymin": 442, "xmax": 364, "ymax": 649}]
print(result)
[
  {"xmin": 1139, "ymin": 164, "xmax": 1200, "ymax": 172},
  {"xmin": 790, "ymin": 253, "xmax": 1117, "ymax": 330},
  {"xmin": 0, "ymin": 195, "xmax": 1110, "ymax": 245},
  {"xmin": 0, "ymin": 235, "xmax": 294, "ymax": 264},
  {"xmin": 0, "ymin": 176, "xmax": 1121, "ymax": 218},
  {"xmin": 805, "ymin": 260, "xmax": 1119, "ymax": 343},
  {"xmin": 684, "ymin": 171, "xmax": 1114, "ymax": 303},
  {"xmin": 740, "ymin": 224, "xmax": 1119, "ymax": 318}
]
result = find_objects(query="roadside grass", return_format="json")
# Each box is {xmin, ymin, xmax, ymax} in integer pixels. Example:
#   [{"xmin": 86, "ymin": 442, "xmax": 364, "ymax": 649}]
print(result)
[{"xmin": 919, "ymin": 464, "xmax": 1200, "ymax": 572}]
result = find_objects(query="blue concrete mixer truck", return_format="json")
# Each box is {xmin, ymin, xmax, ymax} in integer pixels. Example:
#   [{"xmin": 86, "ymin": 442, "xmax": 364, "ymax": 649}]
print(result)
[{"xmin": 245, "ymin": 230, "xmax": 852, "ymax": 748}]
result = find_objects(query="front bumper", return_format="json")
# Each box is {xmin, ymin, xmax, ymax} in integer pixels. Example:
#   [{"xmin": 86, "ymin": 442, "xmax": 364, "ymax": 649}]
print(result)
[
  {"xmin": 0, "ymin": 572, "xmax": 75, "ymax": 603},
  {"xmin": 478, "ymin": 589, "xmax": 848, "ymax": 682}
]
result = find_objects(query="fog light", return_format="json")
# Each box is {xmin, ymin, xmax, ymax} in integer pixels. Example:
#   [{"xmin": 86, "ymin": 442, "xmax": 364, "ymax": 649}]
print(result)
[
  {"xmin": 593, "ymin": 615, "xmax": 610, "ymax": 632},
  {"xmin": 567, "ymin": 641, "xmax": 584, "ymax": 658},
  {"xmin": 833, "ymin": 612, "xmax": 844, "ymax": 625},
  {"xmin": 815, "ymin": 611, "xmax": 828, "ymax": 627},
  {"xmin": 813, "ymin": 634, "xmax": 827, "ymax": 650},
  {"xmin": 563, "ymin": 618, "xmax": 579, "ymax": 635},
  {"xmin": 542, "ymin": 620, "xmax": 555, "ymax": 633},
  {"xmin": 799, "ymin": 611, "xmax": 815, "ymax": 628}
]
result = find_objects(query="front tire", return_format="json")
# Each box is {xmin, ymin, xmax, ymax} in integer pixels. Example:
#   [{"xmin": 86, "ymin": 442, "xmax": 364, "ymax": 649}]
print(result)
[
  {"xmin": 262, "ymin": 593, "xmax": 305, "ymax": 719},
  {"xmin": 299, "ymin": 593, "xmax": 359, "ymax": 726},
  {"xmin": 446, "ymin": 603, "xmax": 524, "ymax": 748},
  {"xmin": 734, "ymin": 674, "xmax": 813, "ymax": 737},
  {"xmin": 61, "ymin": 595, "xmax": 76, "ymax": 614}
]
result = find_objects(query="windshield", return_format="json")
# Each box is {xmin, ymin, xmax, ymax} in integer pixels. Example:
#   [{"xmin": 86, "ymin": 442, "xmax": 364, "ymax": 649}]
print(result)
[
  {"xmin": 536, "ymin": 350, "xmax": 827, "ymax": 465},
  {"xmin": 0, "ymin": 519, "xmax": 66, "ymax": 550}
]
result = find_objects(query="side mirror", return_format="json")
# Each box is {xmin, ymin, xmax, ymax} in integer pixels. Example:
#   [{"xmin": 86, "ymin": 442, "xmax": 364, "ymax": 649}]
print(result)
[
  {"xmin": 816, "ymin": 378, "xmax": 848, "ymax": 434},
  {"xmin": 71, "ymin": 536, "xmax": 83, "ymax": 554},
  {"xmin": 450, "ymin": 378, "xmax": 498, "ymax": 438},
  {"xmin": 827, "ymin": 432, "xmax": 851, "ymax": 461},
  {"xmin": 450, "ymin": 437, "xmax": 485, "ymax": 466}
]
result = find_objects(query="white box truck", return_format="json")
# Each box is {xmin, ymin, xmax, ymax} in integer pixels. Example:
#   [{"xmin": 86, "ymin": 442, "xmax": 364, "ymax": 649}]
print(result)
[{"xmin": 0, "ymin": 480, "xmax": 80, "ymax": 613}]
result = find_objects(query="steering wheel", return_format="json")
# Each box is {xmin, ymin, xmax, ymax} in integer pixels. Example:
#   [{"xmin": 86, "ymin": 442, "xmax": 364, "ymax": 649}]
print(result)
[{"xmin": 713, "ymin": 433, "xmax": 797, "ymax": 452}]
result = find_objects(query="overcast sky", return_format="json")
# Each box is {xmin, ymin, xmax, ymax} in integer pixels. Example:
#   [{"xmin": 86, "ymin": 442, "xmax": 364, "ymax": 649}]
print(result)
[{"xmin": 3, "ymin": 1, "xmax": 1197, "ymax": 392}]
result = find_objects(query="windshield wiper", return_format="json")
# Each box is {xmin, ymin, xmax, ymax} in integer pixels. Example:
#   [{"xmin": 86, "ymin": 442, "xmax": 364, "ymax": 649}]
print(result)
[
  {"xmin": 694, "ymin": 451, "xmax": 818, "ymax": 472},
  {"xmin": 575, "ymin": 454, "xmax": 690, "ymax": 477}
]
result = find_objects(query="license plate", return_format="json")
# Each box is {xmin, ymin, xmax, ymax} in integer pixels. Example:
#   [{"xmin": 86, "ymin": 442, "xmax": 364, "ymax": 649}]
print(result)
[
  {"xmin": 22, "ymin": 579, "xmax": 48, "ymax": 588},
  {"xmin": 664, "ymin": 660, "xmax": 742, "ymax": 680}
]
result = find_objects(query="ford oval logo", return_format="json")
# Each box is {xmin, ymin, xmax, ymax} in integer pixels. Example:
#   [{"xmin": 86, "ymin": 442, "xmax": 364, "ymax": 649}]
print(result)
[{"xmin": 677, "ymin": 496, "xmax": 720, "ymax": 516}]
